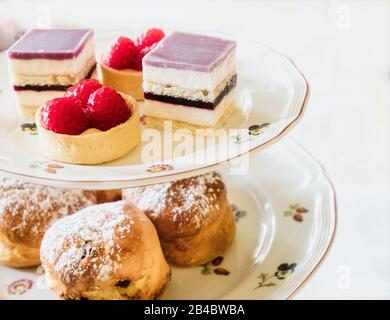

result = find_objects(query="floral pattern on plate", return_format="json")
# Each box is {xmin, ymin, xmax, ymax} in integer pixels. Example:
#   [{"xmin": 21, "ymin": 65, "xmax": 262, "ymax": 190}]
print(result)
[
  {"xmin": 147, "ymin": 164, "xmax": 174, "ymax": 173},
  {"xmin": 30, "ymin": 161, "xmax": 65, "ymax": 174},
  {"xmin": 284, "ymin": 203, "xmax": 309, "ymax": 222},
  {"xmin": 231, "ymin": 204, "xmax": 246, "ymax": 222},
  {"xmin": 255, "ymin": 263, "xmax": 297, "ymax": 289},
  {"xmin": 200, "ymin": 256, "xmax": 230, "ymax": 276},
  {"xmin": 20, "ymin": 122, "xmax": 37, "ymax": 135},
  {"xmin": 7, "ymin": 279, "xmax": 33, "ymax": 295}
]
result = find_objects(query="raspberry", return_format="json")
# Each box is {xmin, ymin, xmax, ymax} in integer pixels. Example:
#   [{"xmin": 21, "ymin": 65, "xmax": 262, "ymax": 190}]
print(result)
[
  {"xmin": 103, "ymin": 36, "xmax": 137, "ymax": 70},
  {"xmin": 136, "ymin": 28, "xmax": 165, "ymax": 50},
  {"xmin": 40, "ymin": 97, "xmax": 89, "ymax": 135},
  {"xmin": 130, "ymin": 42, "xmax": 157, "ymax": 71},
  {"xmin": 87, "ymin": 86, "xmax": 131, "ymax": 131},
  {"xmin": 65, "ymin": 79, "xmax": 102, "ymax": 106}
]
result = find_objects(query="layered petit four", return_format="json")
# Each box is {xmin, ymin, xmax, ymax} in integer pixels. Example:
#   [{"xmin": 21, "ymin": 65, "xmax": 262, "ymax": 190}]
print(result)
[
  {"xmin": 142, "ymin": 31, "xmax": 237, "ymax": 129},
  {"xmin": 99, "ymin": 28, "xmax": 165, "ymax": 101},
  {"xmin": 36, "ymin": 80, "xmax": 140, "ymax": 165},
  {"xmin": 7, "ymin": 29, "xmax": 96, "ymax": 119}
]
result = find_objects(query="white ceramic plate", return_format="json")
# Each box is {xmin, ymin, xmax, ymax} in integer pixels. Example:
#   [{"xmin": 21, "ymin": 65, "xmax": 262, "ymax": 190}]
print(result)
[
  {"xmin": 0, "ymin": 29, "xmax": 309, "ymax": 189},
  {"xmin": 0, "ymin": 138, "xmax": 336, "ymax": 300}
]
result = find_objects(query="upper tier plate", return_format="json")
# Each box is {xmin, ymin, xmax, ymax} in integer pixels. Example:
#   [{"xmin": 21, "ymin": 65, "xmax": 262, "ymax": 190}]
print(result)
[{"xmin": 0, "ymin": 29, "xmax": 309, "ymax": 189}]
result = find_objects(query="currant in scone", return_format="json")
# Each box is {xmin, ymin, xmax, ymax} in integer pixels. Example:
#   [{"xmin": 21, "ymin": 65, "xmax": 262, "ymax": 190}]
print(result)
[
  {"xmin": 36, "ymin": 81, "xmax": 140, "ymax": 165},
  {"xmin": 99, "ymin": 28, "xmax": 165, "ymax": 101}
]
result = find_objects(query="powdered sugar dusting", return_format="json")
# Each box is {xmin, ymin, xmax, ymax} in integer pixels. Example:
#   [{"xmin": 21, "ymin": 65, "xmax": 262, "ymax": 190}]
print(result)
[
  {"xmin": 123, "ymin": 171, "xmax": 224, "ymax": 229},
  {"xmin": 0, "ymin": 177, "xmax": 96, "ymax": 246},
  {"xmin": 41, "ymin": 201, "xmax": 134, "ymax": 285}
]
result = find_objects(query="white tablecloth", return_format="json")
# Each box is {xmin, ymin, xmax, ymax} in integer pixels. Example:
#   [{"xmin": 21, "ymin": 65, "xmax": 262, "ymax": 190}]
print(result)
[{"xmin": 1, "ymin": 0, "xmax": 389, "ymax": 299}]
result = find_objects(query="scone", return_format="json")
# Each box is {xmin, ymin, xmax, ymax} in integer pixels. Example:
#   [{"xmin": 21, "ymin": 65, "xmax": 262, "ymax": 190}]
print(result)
[
  {"xmin": 40, "ymin": 201, "xmax": 171, "ymax": 300},
  {"xmin": 122, "ymin": 171, "xmax": 235, "ymax": 267},
  {"xmin": 99, "ymin": 28, "xmax": 165, "ymax": 101},
  {"xmin": 35, "ymin": 81, "xmax": 140, "ymax": 165},
  {"xmin": 0, "ymin": 177, "xmax": 97, "ymax": 267},
  {"xmin": 96, "ymin": 190, "xmax": 122, "ymax": 203}
]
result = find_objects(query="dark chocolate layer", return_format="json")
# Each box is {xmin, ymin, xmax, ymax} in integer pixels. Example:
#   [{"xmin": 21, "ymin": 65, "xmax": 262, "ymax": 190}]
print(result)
[
  {"xmin": 13, "ymin": 64, "xmax": 96, "ymax": 92},
  {"xmin": 144, "ymin": 74, "xmax": 237, "ymax": 110},
  {"xmin": 13, "ymin": 84, "xmax": 70, "ymax": 92}
]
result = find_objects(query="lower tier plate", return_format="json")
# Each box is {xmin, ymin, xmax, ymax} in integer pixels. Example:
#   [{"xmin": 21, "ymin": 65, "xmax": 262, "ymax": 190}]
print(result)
[{"xmin": 0, "ymin": 138, "xmax": 336, "ymax": 300}]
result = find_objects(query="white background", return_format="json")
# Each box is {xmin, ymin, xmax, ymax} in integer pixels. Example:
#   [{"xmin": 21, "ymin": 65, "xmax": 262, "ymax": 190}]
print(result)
[{"xmin": 1, "ymin": 0, "xmax": 389, "ymax": 299}]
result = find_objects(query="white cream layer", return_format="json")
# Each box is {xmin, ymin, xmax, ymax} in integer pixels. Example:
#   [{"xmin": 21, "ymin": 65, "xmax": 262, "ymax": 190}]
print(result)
[
  {"xmin": 143, "ymin": 88, "xmax": 235, "ymax": 127},
  {"xmin": 143, "ymin": 48, "xmax": 235, "ymax": 91},
  {"xmin": 8, "ymin": 38, "xmax": 95, "ymax": 75},
  {"xmin": 14, "ymin": 90, "xmax": 64, "ymax": 107},
  {"xmin": 10, "ymin": 56, "xmax": 96, "ymax": 86}
]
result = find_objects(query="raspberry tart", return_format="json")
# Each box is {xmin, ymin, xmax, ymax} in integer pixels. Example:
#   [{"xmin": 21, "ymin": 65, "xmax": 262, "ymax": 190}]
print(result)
[
  {"xmin": 99, "ymin": 29, "xmax": 165, "ymax": 101},
  {"xmin": 35, "ymin": 80, "xmax": 140, "ymax": 165}
]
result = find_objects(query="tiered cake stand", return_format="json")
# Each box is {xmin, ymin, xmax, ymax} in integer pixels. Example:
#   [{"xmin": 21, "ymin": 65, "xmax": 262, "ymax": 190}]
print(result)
[{"xmin": 0, "ymin": 30, "xmax": 336, "ymax": 299}]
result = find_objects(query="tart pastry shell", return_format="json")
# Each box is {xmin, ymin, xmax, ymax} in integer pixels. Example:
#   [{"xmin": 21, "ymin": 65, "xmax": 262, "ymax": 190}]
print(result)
[
  {"xmin": 99, "ymin": 62, "xmax": 144, "ymax": 101},
  {"xmin": 36, "ymin": 94, "xmax": 141, "ymax": 165}
]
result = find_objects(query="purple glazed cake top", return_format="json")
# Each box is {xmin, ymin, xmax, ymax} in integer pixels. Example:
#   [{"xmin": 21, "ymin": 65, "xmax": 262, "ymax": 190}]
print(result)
[
  {"xmin": 8, "ymin": 29, "xmax": 93, "ymax": 60},
  {"xmin": 143, "ymin": 31, "xmax": 236, "ymax": 72}
]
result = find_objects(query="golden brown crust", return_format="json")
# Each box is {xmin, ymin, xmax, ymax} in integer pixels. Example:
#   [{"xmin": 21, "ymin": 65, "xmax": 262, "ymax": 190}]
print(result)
[
  {"xmin": 0, "ymin": 234, "xmax": 40, "ymax": 267},
  {"xmin": 96, "ymin": 190, "xmax": 122, "ymax": 204},
  {"xmin": 122, "ymin": 171, "xmax": 225, "ymax": 238},
  {"xmin": 40, "ymin": 201, "xmax": 170, "ymax": 300},
  {"xmin": 0, "ymin": 178, "xmax": 97, "ymax": 267},
  {"xmin": 122, "ymin": 171, "xmax": 236, "ymax": 266},
  {"xmin": 161, "ymin": 197, "xmax": 235, "ymax": 266}
]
